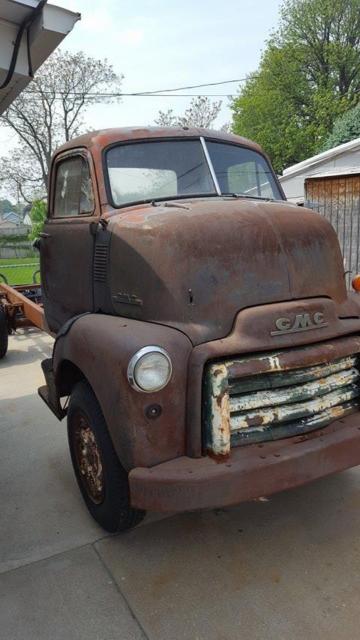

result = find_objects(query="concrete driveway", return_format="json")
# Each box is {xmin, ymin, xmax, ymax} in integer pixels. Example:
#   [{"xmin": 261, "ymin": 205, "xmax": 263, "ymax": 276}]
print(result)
[{"xmin": 1, "ymin": 328, "xmax": 360, "ymax": 640}]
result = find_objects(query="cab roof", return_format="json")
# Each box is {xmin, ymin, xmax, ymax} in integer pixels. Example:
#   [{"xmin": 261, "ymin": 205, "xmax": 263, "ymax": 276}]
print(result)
[{"xmin": 55, "ymin": 126, "xmax": 263, "ymax": 156}]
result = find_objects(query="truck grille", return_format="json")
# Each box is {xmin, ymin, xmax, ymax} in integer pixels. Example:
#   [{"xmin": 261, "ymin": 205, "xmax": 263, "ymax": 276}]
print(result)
[{"xmin": 204, "ymin": 350, "xmax": 360, "ymax": 456}]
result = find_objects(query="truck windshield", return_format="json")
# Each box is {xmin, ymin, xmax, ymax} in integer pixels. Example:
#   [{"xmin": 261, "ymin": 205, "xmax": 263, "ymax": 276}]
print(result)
[
  {"xmin": 106, "ymin": 139, "xmax": 282, "ymax": 207},
  {"xmin": 207, "ymin": 141, "xmax": 282, "ymax": 200}
]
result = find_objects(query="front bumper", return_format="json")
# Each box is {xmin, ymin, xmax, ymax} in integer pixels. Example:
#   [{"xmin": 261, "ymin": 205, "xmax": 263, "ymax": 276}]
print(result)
[{"xmin": 129, "ymin": 411, "xmax": 360, "ymax": 512}]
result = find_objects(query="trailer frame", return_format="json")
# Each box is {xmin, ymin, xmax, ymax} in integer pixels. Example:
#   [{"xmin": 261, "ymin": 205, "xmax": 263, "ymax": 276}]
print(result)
[{"xmin": 0, "ymin": 282, "xmax": 46, "ymax": 358}]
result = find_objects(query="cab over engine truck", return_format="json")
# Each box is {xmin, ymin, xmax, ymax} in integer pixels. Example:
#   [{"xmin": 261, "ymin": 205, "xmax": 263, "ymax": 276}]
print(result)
[{"xmin": 36, "ymin": 127, "xmax": 360, "ymax": 532}]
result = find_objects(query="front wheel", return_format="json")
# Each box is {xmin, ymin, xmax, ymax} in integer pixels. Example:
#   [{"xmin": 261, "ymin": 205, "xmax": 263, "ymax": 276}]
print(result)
[{"xmin": 67, "ymin": 381, "xmax": 145, "ymax": 532}]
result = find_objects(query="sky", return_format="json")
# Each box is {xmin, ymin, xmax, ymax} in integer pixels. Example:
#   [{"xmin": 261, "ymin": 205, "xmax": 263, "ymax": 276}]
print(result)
[{"xmin": 0, "ymin": 0, "xmax": 283, "ymax": 162}]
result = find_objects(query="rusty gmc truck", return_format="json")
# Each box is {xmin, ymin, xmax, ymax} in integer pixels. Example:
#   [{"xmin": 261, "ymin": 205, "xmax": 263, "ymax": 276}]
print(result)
[{"xmin": 34, "ymin": 127, "xmax": 360, "ymax": 532}]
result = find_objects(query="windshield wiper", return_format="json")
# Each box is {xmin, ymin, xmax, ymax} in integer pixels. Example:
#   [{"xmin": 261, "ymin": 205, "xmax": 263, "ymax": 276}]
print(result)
[
  {"xmin": 151, "ymin": 200, "xmax": 190, "ymax": 210},
  {"xmin": 221, "ymin": 192, "xmax": 274, "ymax": 202}
]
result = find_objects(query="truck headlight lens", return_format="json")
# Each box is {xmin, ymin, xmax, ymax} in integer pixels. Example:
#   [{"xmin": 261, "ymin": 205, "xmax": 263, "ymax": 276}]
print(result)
[{"xmin": 127, "ymin": 346, "xmax": 172, "ymax": 392}]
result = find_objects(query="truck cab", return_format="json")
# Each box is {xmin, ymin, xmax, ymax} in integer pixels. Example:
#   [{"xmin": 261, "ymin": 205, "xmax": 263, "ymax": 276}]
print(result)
[{"xmin": 39, "ymin": 127, "xmax": 360, "ymax": 532}]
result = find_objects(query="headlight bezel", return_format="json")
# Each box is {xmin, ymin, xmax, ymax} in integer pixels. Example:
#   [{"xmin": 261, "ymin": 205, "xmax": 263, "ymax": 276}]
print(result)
[{"xmin": 127, "ymin": 346, "xmax": 173, "ymax": 393}]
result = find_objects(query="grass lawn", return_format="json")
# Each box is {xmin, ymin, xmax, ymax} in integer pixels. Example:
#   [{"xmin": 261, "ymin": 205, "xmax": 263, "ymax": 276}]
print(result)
[{"xmin": 0, "ymin": 257, "xmax": 40, "ymax": 286}]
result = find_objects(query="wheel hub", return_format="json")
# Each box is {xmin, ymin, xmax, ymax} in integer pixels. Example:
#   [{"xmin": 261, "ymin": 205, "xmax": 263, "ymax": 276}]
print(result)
[{"xmin": 74, "ymin": 415, "xmax": 105, "ymax": 504}]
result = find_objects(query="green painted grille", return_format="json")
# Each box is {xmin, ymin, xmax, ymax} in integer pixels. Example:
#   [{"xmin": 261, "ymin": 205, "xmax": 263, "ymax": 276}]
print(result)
[{"xmin": 204, "ymin": 353, "xmax": 360, "ymax": 455}]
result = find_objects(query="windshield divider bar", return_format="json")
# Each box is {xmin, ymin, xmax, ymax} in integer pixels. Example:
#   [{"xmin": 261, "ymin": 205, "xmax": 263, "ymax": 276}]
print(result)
[{"xmin": 200, "ymin": 137, "xmax": 221, "ymax": 196}]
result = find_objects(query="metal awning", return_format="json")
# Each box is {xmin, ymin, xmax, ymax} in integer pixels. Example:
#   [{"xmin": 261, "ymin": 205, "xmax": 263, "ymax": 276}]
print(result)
[{"xmin": 0, "ymin": 1, "xmax": 80, "ymax": 114}]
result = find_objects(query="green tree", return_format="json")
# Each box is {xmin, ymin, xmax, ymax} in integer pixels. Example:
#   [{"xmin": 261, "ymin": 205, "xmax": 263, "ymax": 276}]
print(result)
[
  {"xmin": 322, "ymin": 103, "xmax": 360, "ymax": 150},
  {"xmin": 29, "ymin": 199, "xmax": 47, "ymax": 241},
  {"xmin": 231, "ymin": 0, "xmax": 360, "ymax": 172}
]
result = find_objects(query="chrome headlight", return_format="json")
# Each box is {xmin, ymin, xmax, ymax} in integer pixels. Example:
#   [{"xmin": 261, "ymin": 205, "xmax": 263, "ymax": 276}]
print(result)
[{"xmin": 127, "ymin": 346, "xmax": 172, "ymax": 392}]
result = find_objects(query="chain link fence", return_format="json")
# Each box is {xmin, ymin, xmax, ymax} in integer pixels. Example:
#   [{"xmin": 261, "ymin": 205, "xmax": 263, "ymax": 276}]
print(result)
[
  {"xmin": 0, "ymin": 262, "xmax": 40, "ymax": 286},
  {"xmin": 0, "ymin": 234, "xmax": 40, "ymax": 286}
]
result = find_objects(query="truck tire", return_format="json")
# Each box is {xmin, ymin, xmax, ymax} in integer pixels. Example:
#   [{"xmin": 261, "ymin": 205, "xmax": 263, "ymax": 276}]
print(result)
[
  {"xmin": 67, "ymin": 380, "xmax": 145, "ymax": 532},
  {"xmin": 0, "ymin": 308, "xmax": 8, "ymax": 359}
]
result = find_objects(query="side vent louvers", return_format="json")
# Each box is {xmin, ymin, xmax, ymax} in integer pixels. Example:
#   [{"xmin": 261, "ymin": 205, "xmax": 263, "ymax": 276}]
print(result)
[{"xmin": 94, "ymin": 243, "xmax": 108, "ymax": 283}]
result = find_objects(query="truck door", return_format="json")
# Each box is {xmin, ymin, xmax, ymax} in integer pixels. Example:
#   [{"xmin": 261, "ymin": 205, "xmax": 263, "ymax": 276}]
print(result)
[{"xmin": 40, "ymin": 150, "xmax": 99, "ymax": 333}]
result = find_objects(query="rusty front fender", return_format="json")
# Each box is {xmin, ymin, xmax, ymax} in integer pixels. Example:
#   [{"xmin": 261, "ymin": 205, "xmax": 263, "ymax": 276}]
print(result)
[{"xmin": 53, "ymin": 314, "xmax": 193, "ymax": 470}]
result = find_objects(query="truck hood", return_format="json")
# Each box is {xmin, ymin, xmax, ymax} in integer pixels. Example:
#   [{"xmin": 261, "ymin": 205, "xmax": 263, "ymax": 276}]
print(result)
[{"xmin": 108, "ymin": 198, "xmax": 348, "ymax": 345}]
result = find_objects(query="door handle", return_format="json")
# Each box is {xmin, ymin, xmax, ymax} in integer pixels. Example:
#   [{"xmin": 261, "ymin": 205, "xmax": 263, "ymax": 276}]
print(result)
[{"xmin": 33, "ymin": 231, "xmax": 50, "ymax": 251}]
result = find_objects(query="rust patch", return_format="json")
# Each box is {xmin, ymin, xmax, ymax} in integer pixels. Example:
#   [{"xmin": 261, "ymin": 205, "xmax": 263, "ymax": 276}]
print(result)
[
  {"xmin": 213, "ymin": 368, "xmax": 225, "ymax": 377},
  {"xmin": 245, "ymin": 414, "xmax": 264, "ymax": 428},
  {"xmin": 207, "ymin": 450, "xmax": 231, "ymax": 463}
]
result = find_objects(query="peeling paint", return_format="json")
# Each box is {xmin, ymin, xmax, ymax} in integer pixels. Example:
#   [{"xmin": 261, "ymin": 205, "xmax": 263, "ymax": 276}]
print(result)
[
  {"xmin": 231, "ymin": 384, "xmax": 359, "ymax": 431},
  {"xmin": 205, "ymin": 349, "xmax": 360, "ymax": 453},
  {"xmin": 205, "ymin": 363, "xmax": 231, "ymax": 456},
  {"xmin": 229, "ymin": 367, "xmax": 359, "ymax": 413},
  {"xmin": 268, "ymin": 356, "xmax": 282, "ymax": 371}
]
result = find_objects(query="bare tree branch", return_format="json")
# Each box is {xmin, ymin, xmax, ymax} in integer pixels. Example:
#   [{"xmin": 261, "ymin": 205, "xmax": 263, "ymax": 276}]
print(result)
[
  {"xmin": 0, "ymin": 50, "xmax": 123, "ymax": 199},
  {"xmin": 155, "ymin": 96, "xmax": 222, "ymax": 128}
]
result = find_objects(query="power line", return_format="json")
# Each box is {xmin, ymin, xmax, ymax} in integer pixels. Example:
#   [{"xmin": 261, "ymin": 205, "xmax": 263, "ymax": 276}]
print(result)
[
  {"xmin": 130, "ymin": 77, "xmax": 249, "ymax": 95},
  {"xmin": 23, "ymin": 92, "xmax": 236, "ymax": 99},
  {"xmin": 123, "ymin": 93, "xmax": 235, "ymax": 97},
  {"xmin": 124, "ymin": 93, "xmax": 235, "ymax": 97},
  {"xmin": 23, "ymin": 76, "xmax": 249, "ymax": 98}
]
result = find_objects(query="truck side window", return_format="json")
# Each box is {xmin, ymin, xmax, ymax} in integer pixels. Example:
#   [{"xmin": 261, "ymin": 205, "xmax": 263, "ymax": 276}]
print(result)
[
  {"xmin": 53, "ymin": 156, "xmax": 94, "ymax": 217},
  {"xmin": 80, "ymin": 161, "xmax": 95, "ymax": 214}
]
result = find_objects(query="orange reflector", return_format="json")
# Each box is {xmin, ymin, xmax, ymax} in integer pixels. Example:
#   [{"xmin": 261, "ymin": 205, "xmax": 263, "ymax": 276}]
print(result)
[{"xmin": 352, "ymin": 275, "xmax": 360, "ymax": 292}]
